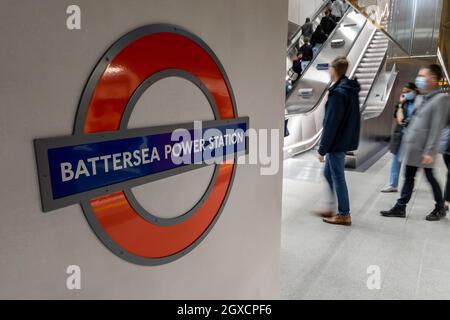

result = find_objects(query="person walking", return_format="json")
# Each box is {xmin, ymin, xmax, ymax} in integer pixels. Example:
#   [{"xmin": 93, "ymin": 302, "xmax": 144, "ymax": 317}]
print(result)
[
  {"xmin": 298, "ymin": 37, "xmax": 314, "ymax": 71},
  {"xmin": 301, "ymin": 17, "xmax": 314, "ymax": 39},
  {"xmin": 286, "ymin": 49, "xmax": 303, "ymax": 94},
  {"xmin": 320, "ymin": 9, "xmax": 337, "ymax": 36},
  {"xmin": 311, "ymin": 25, "xmax": 327, "ymax": 57},
  {"xmin": 317, "ymin": 57, "xmax": 361, "ymax": 226},
  {"xmin": 381, "ymin": 83, "xmax": 419, "ymax": 193},
  {"xmin": 381, "ymin": 64, "xmax": 450, "ymax": 221},
  {"xmin": 341, "ymin": 0, "xmax": 350, "ymax": 12},
  {"xmin": 331, "ymin": 0, "xmax": 344, "ymax": 22}
]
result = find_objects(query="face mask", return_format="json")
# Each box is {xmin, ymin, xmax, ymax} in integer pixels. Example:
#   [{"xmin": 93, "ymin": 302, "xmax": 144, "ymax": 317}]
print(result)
[
  {"xmin": 415, "ymin": 76, "xmax": 427, "ymax": 90},
  {"xmin": 404, "ymin": 91, "xmax": 415, "ymax": 101}
]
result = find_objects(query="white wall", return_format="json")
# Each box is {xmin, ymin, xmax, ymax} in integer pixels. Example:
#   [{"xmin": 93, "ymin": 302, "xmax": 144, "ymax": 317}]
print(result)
[
  {"xmin": 288, "ymin": 0, "xmax": 326, "ymax": 25},
  {"xmin": 0, "ymin": 0, "xmax": 287, "ymax": 299}
]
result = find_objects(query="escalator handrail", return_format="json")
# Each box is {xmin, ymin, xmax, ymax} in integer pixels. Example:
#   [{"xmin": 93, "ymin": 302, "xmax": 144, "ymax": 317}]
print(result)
[
  {"xmin": 360, "ymin": 53, "xmax": 388, "ymax": 115},
  {"xmin": 352, "ymin": 7, "xmax": 390, "ymax": 112},
  {"xmin": 287, "ymin": 0, "xmax": 331, "ymax": 54},
  {"xmin": 349, "ymin": 4, "xmax": 388, "ymax": 79},
  {"xmin": 359, "ymin": 62, "xmax": 397, "ymax": 120},
  {"xmin": 361, "ymin": 62, "xmax": 398, "ymax": 121},
  {"xmin": 348, "ymin": 27, "xmax": 378, "ymax": 80}
]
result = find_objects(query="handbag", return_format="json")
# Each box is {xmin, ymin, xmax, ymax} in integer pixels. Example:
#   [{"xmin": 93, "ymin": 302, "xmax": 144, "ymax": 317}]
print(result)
[
  {"xmin": 396, "ymin": 105, "xmax": 405, "ymax": 125},
  {"xmin": 287, "ymin": 68, "xmax": 299, "ymax": 82}
]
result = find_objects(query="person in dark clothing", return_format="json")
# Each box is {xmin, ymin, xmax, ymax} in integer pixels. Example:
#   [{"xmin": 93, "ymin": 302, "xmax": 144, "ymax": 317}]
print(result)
[
  {"xmin": 301, "ymin": 17, "xmax": 314, "ymax": 39},
  {"xmin": 311, "ymin": 25, "xmax": 328, "ymax": 57},
  {"xmin": 291, "ymin": 54, "xmax": 303, "ymax": 75},
  {"xmin": 317, "ymin": 57, "xmax": 361, "ymax": 226},
  {"xmin": 298, "ymin": 37, "xmax": 313, "ymax": 71},
  {"xmin": 440, "ymin": 126, "xmax": 450, "ymax": 210},
  {"xmin": 285, "ymin": 51, "xmax": 303, "ymax": 94},
  {"xmin": 320, "ymin": 9, "xmax": 337, "ymax": 36},
  {"xmin": 381, "ymin": 83, "xmax": 419, "ymax": 193},
  {"xmin": 311, "ymin": 25, "xmax": 328, "ymax": 46}
]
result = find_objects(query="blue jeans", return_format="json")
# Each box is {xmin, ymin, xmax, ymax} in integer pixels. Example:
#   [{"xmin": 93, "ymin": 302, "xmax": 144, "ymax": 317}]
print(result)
[
  {"xmin": 313, "ymin": 44, "xmax": 322, "ymax": 58},
  {"xmin": 389, "ymin": 152, "xmax": 402, "ymax": 188},
  {"xmin": 301, "ymin": 61, "xmax": 310, "ymax": 72},
  {"xmin": 324, "ymin": 152, "xmax": 351, "ymax": 216}
]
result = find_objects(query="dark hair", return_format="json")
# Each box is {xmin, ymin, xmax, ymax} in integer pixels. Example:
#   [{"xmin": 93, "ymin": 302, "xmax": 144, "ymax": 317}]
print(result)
[
  {"xmin": 424, "ymin": 64, "xmax": 443, "ymax": 81},
  {"xmin": 331, "ymin": 56, "xmax": 349, "ymax": 77},
  {"xmin": 306, "ymin": 17, "xmax": 311, "ymax": 23},
  {"xmin": 404, "ymin": 82, "xmax": 419, "ymax": 93}
]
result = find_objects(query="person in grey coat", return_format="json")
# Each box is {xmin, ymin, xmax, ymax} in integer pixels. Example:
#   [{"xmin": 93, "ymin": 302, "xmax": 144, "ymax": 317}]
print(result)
[
  {"xmin": 330, "ymin": 0, "xmax": 344, "ymax": 21},
  {"xmin": 381, "ymin": 64, "xmax": 450, "ymax": 221},
  {"xmin": 301, "ymin": 18, "xmax": 314, "ymax": 39}
]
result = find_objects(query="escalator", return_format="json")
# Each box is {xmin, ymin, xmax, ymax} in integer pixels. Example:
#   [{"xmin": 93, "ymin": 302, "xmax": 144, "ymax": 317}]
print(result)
[
  {"xmin": 284, "ymin": 4, "xmax": 399, "ymax": 169},
  {"xmin": 286, "ymin": 9, "xmax": 366, "ymax": 114},
  {"xmin": 287, "ymin": 0, "xmax": 331, "ymax": 63},
  {"xmin": 345, "ymin": 13, "xmax": 399, "ymax": 168},
  {"xmin": 352, "ymin": 14, "xmax": 389, "ymax": 117},
  {"xmin": 284, "ymin": 7, "xmax": 367, "ymax": 157},
  {"xmin": 355, "ymin": 32, "xmax": 389, "ymax": 108}
]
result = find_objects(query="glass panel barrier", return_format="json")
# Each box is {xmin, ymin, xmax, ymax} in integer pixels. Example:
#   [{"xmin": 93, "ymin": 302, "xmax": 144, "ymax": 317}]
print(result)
[
  {"xmin": 347, "ymin": 0, "xmax": 444, "ymax": 57},
  {"xmin": 347, "ymin": 0, "xmax": 410, "ymax": 56}
]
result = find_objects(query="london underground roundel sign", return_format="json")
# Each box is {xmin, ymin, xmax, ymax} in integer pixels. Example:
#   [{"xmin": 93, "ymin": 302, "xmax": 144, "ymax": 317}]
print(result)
[{"xmin": 34, "ymin": 25, "xmax": 248, "ymax": 265}]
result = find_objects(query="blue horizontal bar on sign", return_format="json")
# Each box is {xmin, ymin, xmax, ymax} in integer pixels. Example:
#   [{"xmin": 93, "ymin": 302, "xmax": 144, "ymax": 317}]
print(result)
[{"xmin": 40, "ymin": 120, "xmax": 248, "ymax": 200}]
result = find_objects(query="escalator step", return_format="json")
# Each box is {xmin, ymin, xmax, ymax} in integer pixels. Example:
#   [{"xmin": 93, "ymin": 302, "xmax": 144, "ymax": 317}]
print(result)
[
  {"xmin": 357, "ymin": 68, "xmax": 380, "ymax": 72},
  {"xmin": 362, "ymin": 56, "xmax": 384, "ymax": 60},
  {"xmin": 357, "ymin": 79, "xmax": 374, "ymax": 84},
  {"xmin": 365, "ymin": 53, "xmax": 386, "ymax": 58},
  {"xmin": 370, "ymin": 44, "xmax": 388, "ymax": 49},
  {"xmin": 372, "ymin": 40, "xmax": 388, "ymax": 44},
  {"xmin": 362, "ymin": 58, "xmax": 383, "ymax": 63},
  {"xmin": 360, "ymin": 63, "xmax": 380, "ymax": 67},
  {"xmin": 355, "ymin": 73, "xmax": 377, "ymax": 79}
]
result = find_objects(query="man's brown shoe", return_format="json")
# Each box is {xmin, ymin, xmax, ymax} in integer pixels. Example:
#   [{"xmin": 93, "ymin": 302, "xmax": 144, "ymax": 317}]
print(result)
[
  {"xmin": 323, "ymin": 215, "xmax": 352, "ymax": 226},
  {"xmin": 313, "ymin": 210, "xmax": 336, "ymax": 218}
]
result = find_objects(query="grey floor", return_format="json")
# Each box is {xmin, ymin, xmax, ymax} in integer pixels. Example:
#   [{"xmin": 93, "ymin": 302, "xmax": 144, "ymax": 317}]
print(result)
[{"xmin": 281, "ymin": 151, "xmax": 450, "ymax": 300}]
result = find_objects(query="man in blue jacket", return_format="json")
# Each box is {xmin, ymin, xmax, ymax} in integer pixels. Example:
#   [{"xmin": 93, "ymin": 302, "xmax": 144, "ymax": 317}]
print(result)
[{"xmin": 318, "ymin": 57, "xmax": 361, "ymax": 226}]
